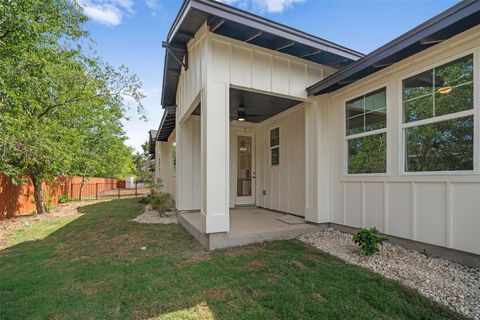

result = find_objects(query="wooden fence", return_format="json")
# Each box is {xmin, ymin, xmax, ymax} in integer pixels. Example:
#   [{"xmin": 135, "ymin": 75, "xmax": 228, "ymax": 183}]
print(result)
[{"xmin": 0, "ymin": 174, "xmax": 121, "ymax": 220}]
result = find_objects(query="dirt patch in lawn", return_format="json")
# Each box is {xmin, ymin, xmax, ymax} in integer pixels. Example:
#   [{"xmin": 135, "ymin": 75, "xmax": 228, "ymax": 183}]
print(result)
[
  {"xmin": 246, "ymin": 260, "xmax": 266, "ymax": 270},
  {"xmin": 224, "ymin": 245, "xmax": 261, "ymax": 257},
  {"xmin": 0, "ymin": 200, "xmax": 109, "ymax": 248},
  {"xmin": 199, "ymin": 287, "xmax": 230, "ymax": 302}
]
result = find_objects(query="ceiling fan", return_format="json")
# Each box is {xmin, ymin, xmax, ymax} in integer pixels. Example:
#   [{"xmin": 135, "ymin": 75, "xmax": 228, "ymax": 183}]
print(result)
[{"xmin": 232, "ymin": 104, "xmax": 264, "ymax": 122}]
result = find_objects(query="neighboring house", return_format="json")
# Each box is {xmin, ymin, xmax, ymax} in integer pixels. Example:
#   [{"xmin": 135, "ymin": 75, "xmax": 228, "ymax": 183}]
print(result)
[{"xmin": 150, "ymin": 0, "xmax": 480, "ymax": 263}]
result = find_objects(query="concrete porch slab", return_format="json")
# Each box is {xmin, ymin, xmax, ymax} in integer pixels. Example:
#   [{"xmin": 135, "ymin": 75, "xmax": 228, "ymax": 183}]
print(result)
[{"xmin": 178, "ymin": 207, "xmax": 319, "ymax": 250}]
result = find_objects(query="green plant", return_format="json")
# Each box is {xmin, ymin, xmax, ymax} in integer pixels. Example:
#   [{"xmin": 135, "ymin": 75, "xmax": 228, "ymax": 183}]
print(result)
[
  {"xmin": 58, "ymin": 194, "xmax": 69, "ymax": 204},
  {"xmin": 147, "ymin": 189, "xmax": 172, "ymax": 214},
  {"xmin": 352, "ymin": 227, "xmax": 388, "ymax": 256},
  {"xmin": 42, "ymin": 193, "xmax": 55, "ymax": 213}
]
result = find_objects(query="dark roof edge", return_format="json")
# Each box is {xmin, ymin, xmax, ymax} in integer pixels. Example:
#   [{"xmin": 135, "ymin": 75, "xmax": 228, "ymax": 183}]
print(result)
[
  {"xmin": 167, "ymin": 0, "xmax": 364, "ymax": 59},
  {"xmin": 155, "ymin": 106, "xmax": 176, "ymax": 142},
  {"xmin": 307, "ymin": 0, "xmax": 480, "ymax": 96}
]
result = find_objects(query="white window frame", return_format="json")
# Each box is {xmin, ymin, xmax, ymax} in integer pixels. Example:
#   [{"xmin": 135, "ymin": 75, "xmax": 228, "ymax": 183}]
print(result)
[
  {"xmin": 269, "ymin": 126, "xmax": 280, "ymax": 167},
  {"xmin": 343, "ymin": 86, "xmax": 388, "ymax": 177},
  {"xmin": 398, "ymin": 49, "xmax": 479, "ymax": 176}
]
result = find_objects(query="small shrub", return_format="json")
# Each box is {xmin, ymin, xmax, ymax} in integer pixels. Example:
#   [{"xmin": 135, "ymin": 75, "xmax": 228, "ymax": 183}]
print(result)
[
  {"xmin": 58, "ymin": 194, "xmax": 69, "ymax": 204},
  {"xmin": 148, "ymin": 189, "xmax": 172, "ymax": 214},
  {"xmin": 352, "ymin": 227, "xmax": 388, "ymax": 256},
  {"xmin": 42, "ymin": 193, "xmax": 55, "ymax": 213}
]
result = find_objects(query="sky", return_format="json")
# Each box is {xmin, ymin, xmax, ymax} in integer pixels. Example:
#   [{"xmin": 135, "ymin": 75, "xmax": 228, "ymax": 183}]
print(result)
[{"xmin": 77, "ymin": 0, "xmax": 459, "ymax": 152}]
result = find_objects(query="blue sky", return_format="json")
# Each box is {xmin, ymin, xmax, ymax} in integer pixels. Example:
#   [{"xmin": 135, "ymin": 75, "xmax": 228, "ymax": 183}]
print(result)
[{"xmin": 78, "ymin": 0, "xmax": 458, "ymax": 152}]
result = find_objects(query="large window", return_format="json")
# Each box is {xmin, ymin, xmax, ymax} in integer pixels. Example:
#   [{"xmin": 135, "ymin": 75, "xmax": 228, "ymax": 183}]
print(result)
[
  {"xmin": 270, "ymin": 127, "xmax": 280, "ymax": 166},
  {"xmin": 346, "ymin": 88, "xmax": 387, "ymax": 174},
  {"xmin": 402, "ymin": 54, "xmax": 474, "ymax": 172}
]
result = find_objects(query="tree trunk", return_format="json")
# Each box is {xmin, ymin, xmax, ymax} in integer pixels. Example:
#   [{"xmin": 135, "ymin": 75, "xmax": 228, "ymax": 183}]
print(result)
[
  {"xmin": 31, "ymin": 175, "xmax": 46, "ymax": 214},
  {"xmin": 79, "ymin": 166, "xmax": 87, "ymax": 201}
]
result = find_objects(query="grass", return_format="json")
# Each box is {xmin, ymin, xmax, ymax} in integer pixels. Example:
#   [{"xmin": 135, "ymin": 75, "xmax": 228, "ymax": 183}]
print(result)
[{"xmin": 0, "ymin": 198, "xmax": 465, "ymax": 320}]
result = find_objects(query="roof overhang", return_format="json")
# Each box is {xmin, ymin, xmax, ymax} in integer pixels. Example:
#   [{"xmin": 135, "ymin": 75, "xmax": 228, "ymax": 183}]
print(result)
[
  {"xmin": 161, "ymin": 0, "xmax": 363, "ymax": 108},
  {"xmin": 148, "ymin": 129, "xmax": 157, "ymax": 158},
  {"xmin": 307, "ymin": 0, "xmax": 480, "ymax": 96},
  {"xmin": 156, "ymin": 107, "xmax": 176, "ymax": 142}
]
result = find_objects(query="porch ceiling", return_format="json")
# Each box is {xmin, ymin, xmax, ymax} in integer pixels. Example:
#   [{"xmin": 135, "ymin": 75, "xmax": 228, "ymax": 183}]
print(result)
[
  {"xmin": 229, "ymin": 88, "xmax": 302, "ymax": 123},
  {"xmin": 191, "ymin": 88, "xmax": 303, "ymax": 123}
]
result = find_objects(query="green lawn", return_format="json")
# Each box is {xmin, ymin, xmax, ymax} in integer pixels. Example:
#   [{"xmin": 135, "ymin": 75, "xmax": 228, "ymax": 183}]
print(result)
[{"xmin": 0, "ymin": 198, "xmax": 465, "ymax": 320}]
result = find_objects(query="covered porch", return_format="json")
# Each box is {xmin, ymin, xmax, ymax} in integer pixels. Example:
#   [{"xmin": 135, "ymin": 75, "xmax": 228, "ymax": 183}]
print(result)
[{"xmin": 179, "ymin": 207, "xmax": 319, "ymax": 250}]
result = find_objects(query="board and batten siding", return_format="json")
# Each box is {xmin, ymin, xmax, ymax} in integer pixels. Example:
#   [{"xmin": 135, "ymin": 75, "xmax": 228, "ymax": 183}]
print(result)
[
  {"xmin": 156, "ymin": 130, "xmax": 177, "ymax": 201},
  {"xmin": 206, "ymin": 33, "xmax": 329, "ymax": 100},
  {"xmin": 176, "ymin": 116, "xmax": 201, "ymax": 211},
  {"xmin": 255, "ymin": 105, "xmax": 306, "ymax": 216},
  {"xmin": 326, "ymin": 25, "xmax": 480, "ymax": 255}
]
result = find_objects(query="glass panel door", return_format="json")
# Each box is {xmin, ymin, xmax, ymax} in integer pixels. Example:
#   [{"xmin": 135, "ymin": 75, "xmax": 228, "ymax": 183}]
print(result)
[
  {"xmin": 237, "ymin": 136, "xmax": 252, "ymax": 197},
  {"xmin": 236, "ymin": 134, "xmax": 255, "ymax": 205}
]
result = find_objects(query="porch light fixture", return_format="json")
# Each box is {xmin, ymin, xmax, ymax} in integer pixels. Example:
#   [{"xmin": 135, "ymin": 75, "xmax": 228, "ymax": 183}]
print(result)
[
  {"xmin": 437, "ymin": 86, "xmax": 453, "ymax": 94},
  {"xmin": 238, "ymin": 104, "xmax": 246, "ymax": 121}
]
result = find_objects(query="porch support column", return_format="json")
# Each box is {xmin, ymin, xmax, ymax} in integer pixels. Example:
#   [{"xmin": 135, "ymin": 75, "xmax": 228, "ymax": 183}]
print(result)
[
  {"xmin": 200, "ymin": 80, "xmax": 230, "ymax": 233},
  {"xmin": 177, "ymin": 116, "xmax": 201, "ymax": 211},
  {"xmin": 154, "ymin": 141, "xmax": 162, "ymax": 187},
  {"xmin": 305, "ymin": 95, "xmax": 331, "ymax": 223},
  {"xmin": 156, "ymin": 141, "xmax": 169, "ymax": 189}
]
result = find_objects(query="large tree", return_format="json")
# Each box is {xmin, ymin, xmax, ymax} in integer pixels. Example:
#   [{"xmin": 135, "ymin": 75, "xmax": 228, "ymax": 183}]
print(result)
[{"xmin": 0, "ymin": 0, "xmax": 144, "ymax": 214}]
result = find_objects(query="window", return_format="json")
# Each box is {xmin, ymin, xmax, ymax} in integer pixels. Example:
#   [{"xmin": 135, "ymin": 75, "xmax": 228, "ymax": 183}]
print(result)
[
  {"xmin": 402, "ymin": 54, "xmax": 474, "ymax": 172},
  {"xmin": 270, "ymin": 127, "xmax": 280, "ymax": 166},
  {"xmin": 346, "ymin": 88, "xmax": 387, "ymax": 174}
]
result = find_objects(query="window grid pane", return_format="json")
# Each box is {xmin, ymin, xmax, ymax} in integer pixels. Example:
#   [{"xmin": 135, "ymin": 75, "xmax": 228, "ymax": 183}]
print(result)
[
  {"xmin": 405, "ymin": 116, "xmax": 474, "ymax": 172},
  {"xmin": 271, "ymin": 147, "xmax": 279, "ymax": 166},
  {"xmin": 403, "ymin": 55, "xmax": 473, "ymax": 124},
  {"xmin": 346, "ymin": 88, "xmax": 386, "ymax": 136},
  {"xmin": 402, "ymin": 54, "xmax": 474, "ymax": 173},
  {"xmin": 348, "ymin": 133, "xmax": 387, "ymax": 174}
]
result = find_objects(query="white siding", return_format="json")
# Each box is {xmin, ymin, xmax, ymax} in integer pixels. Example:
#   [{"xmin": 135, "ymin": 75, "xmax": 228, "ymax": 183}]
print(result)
[
  {"xmin": 157, "ymin": 131, "xmax": 177, "ymax": 201},
  {"xmin": 207, "ymin": 33, "xmax": 329, "ymax": 100},
  {"xmin": 255, "ymin": 105, "xmax": 306, "ymax": 216},
  {"xmin": 323, "ymin": 26, "xmax": 480, "ymax": 255}
]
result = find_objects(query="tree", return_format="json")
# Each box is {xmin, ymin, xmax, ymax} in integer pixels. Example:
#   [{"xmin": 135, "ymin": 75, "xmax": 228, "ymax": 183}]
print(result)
[
  {"xmin": 0, "ymin": 0, "xmax": 144, "ymax": 214},
  {"xmin": 133, "ymin": 141, "xmax": 154, "ymax": 185}
]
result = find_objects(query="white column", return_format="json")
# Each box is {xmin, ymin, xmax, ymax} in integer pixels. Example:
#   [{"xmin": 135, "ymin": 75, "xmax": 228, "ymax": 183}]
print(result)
[
  {"xmin": 154, "ymin": 141, "xmax": 162, "ymax": 187},
  {"xmin": 305, "ymin": 95, "xmax": 331, "ymax": 223},
  {"xmin": 200, "ymin": 80, "xmax": 230, "ymax": 233},
  {"xmin": 158, "ymin": 141, "xmax": 169, "ymax": 191},
  {"xmin": 176, "ymin": 117, "xmax": 201, "ymax": 211}
]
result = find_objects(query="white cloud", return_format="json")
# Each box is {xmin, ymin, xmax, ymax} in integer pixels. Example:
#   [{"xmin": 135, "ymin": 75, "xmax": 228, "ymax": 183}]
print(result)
[
  {"xmin": 145, "ymin": 0, "xmax": 157, "ymax": 10},
  {"xmin": 77, "ymin": 0, "xmax": 134, "ymax": 26},
  {"xmin": 216, "ymin": 0, "xmax": 305, "ymax": 13}
]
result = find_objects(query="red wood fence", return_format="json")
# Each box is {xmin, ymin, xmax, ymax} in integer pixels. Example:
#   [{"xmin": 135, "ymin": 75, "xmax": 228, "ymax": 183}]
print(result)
[{"xmin": 0, "ymin": 174, "xmax": 121, "ymax": 220}]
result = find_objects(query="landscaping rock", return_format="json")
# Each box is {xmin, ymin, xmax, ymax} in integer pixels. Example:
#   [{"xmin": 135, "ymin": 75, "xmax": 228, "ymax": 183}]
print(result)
[
  {"xmin": 299, "ymin": 231, "xmax": 480, "ymax": 320},
  {"xmin": 132, "ymin": 207, "xmax": 177, "ymax": 224}
]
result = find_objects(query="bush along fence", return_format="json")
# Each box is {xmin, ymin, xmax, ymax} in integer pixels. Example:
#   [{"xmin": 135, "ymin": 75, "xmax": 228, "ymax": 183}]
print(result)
[{"xmin": 0, "ymin": 174, "xmax": 150, "ymax": 220}]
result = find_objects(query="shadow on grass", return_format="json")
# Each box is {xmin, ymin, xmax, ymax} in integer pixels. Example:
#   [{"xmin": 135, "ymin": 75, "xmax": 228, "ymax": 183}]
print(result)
[{"xmin": 0, "ymin": 198, "xmax": 466, "ymax": 319}]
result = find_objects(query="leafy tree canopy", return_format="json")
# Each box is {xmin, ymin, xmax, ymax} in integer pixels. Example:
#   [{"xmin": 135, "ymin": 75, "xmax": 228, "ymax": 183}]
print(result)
[{"xmin": 0, "ymin": 0, "xmax": 145, "ymax": 213}]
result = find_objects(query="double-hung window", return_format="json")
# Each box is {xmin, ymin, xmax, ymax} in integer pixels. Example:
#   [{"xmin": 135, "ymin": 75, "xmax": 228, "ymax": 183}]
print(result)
[
  {"xmin": 346, "ymin": 88, "xmax": 387, "ymax": 174},
  {"xmin": 402, "ymin": 54, "xmax": 474, "ymax": 172},
  {"xmin": 270, "ymin": 127, "xmax": 280, "ymax": 166}
]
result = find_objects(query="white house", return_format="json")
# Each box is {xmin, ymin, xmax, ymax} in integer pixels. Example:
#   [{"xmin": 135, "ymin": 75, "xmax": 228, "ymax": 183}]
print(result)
[{"xmin": 151, "ymin": 0, "xmax": 480, "ymax": 266}]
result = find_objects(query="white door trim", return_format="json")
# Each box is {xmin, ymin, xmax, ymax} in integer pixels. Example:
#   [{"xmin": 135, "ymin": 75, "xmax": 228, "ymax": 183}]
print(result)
[{"xmin": 234, "ymin": 130, "xmax": 256, "ymax": 205}]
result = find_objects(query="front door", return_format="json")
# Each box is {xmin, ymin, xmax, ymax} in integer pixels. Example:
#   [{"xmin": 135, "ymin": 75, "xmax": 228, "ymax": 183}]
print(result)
[{"xmin": 235, "ymin": 132, "xmax": 255, "ymax": 205}]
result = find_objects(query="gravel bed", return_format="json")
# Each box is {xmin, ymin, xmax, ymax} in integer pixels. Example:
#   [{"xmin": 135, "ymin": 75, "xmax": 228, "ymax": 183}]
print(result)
[
  {"xmin": 132, "ymin": 207, "xmax": 177, "ymax": 224},
  {"xmin": 299, "ymin": 230, "xmax": 480, "ymax": 319}
]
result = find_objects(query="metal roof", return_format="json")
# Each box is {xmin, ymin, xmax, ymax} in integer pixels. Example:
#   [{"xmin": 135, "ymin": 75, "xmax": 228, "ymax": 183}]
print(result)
[
  {"xmin": 308, "ymin": 0, "xmax": 480, "ymax": 96},
  {"xmin": 161, "ymin": 0, "xmax": 363, "ymax": 108}
]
